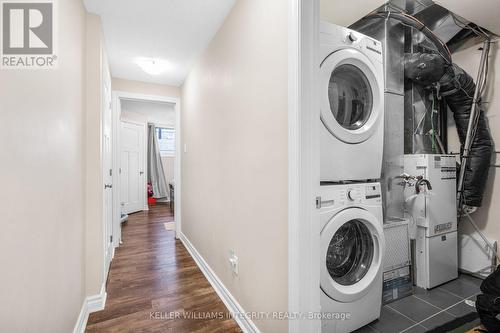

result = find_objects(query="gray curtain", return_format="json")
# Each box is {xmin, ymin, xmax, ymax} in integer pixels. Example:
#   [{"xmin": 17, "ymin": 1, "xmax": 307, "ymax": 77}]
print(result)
[{"xmin": 147, "ymin": 124, "xmax": 168, "ymax": 199}]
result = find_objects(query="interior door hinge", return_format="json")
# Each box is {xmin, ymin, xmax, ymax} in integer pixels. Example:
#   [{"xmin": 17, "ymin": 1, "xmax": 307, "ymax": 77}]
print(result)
[
  {"xmin": 109, "ymin": 169, "xmax": 112, "ymax": 176},
  {"xmin": 316, "ymin": 196, "xmax": 322, "ymax": 209},
  {"xmin": 110, "ymin": 235, "xmax": 113, "ymax": 243}
]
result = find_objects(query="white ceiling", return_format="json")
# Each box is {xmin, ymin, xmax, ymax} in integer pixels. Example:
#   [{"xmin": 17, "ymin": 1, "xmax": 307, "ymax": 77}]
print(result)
[
  {"xmin": 83, "ymin": 0, "xmax": 236, "ymax": 87},
  {"xmin": 320, "ymin": 0, "xmax": 386, "ymax": 27},
  {"xmin": 436, "ymin": 0, "xmax": 500, "ymax": 35}
]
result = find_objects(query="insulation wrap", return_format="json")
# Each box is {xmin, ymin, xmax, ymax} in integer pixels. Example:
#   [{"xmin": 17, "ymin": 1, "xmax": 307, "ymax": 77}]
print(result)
[{"xmin": 405, "ymin": 53, "xmax": 493, "ymax": 207}]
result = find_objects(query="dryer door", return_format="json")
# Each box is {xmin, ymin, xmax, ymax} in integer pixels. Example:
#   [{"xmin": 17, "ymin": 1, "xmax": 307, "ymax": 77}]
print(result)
[
  {"xmin": 320, "ymin": 48, "xmax": 382, "ymax": 144},
  {"xmin": 321, "ymin": 207, "xmax": 384, "ymax": 303}
]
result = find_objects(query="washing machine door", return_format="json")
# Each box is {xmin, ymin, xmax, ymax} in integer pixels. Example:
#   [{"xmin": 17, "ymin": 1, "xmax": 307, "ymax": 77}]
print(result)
[
  {"xmin": 320, "ymin": 207, "xmax": 384, "ymax": 303},
  {"xmin": 320, "ymin": 48, "xmax": 382, "ymax": 144}
]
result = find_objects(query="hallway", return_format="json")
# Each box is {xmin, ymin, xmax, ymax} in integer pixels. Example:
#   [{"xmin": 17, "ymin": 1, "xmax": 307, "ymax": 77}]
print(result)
[{"xmin": 85, "ymin": 204, "xmax": 243, "ymax": 333}]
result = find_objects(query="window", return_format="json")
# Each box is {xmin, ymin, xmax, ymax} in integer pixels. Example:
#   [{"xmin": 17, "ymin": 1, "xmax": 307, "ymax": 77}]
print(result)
[{"xmin": 155, "ymin": 127, "xmax": 175, "ymax": 156}]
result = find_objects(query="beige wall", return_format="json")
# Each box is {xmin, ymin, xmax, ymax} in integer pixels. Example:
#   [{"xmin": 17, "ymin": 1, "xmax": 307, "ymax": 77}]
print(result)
[
  {"xmin": 181, "ymin": 0, "xmax": 288, "ymax": 332},
  {"xmin": 0, "ymin": 0, "xmax": 87, "ymax": 332},
  {"xmin": 448, "ymin": 43, "xmax": 500, "ymax": 245},
  {"xmin": 113, "ymin": 78, "xmax": 181, "ymax": 98},
  {"xmin": 85, "ymin": 13, "xmax": 108, "ymax": 297}
]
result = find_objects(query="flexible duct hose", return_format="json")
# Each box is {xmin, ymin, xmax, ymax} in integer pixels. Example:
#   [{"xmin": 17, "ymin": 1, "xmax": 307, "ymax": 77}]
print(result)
[
  {"xmin": 405, "ymin": 53, "xmax": 493, "ymax": 207},
  {"xmin": 439, "ymin": 65, "xmax": 493, "ymax": 207}
]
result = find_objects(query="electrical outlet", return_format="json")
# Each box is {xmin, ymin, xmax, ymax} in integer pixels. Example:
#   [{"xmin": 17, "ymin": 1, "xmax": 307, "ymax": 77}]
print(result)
[{"xmin": 229, "ymin": 250, "xmax": 239, "ymax": 275}]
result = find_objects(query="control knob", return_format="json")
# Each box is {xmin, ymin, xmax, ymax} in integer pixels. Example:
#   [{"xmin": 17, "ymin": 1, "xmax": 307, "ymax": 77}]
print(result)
[
  {"xmin": 347, "ymin": 189, "xmax": 357, "ymax": 201},
  {"xmin": 347, "ymin": 32, "xmax": 358, "ymax": 42}
]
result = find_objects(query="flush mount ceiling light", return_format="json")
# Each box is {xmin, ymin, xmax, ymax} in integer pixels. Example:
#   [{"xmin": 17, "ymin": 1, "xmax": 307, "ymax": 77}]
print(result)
[{"xmin": 136, "ymin": 58, "xmax": 170, "ymax": 75}]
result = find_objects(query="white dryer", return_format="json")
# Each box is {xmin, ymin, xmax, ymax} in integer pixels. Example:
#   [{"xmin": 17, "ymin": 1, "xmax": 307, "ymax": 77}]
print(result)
[
  {"xmin": 319, "ymin": 183, "xmax": 385, "ymax": 333},
  {"xmin": 320, "ymin": 22, "xmax": 384, "ymax": 182}
]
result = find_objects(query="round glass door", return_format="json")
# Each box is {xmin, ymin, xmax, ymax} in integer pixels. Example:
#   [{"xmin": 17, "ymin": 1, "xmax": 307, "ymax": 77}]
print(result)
[
  {"xmin": 328, "ymin": 64, "xmax": 373, "ymax": 131},
  {"xmin": 320, "ymin": 207, "xmax": 384, "ymax": 302},
  {"xmin": 320, "ymin": 48, "xmax": 382, "ymax": 144},
  {"xmin": 326, "ymin": 219, "xmax": 374, "ymax": 286}
]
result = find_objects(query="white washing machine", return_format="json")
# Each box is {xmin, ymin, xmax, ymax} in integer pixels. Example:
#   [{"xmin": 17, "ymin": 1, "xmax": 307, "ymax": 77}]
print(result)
[
  {"xmin": 319, "ymin": 183, "xmax": 385, "ymax": 333},
  {"xmin": 320, "ymin": 22, "xmax": 384, "ymax": 182}
]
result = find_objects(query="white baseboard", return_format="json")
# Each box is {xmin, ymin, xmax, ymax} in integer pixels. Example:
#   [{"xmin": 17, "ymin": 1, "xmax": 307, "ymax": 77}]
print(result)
[
  {"xmin": 179, "ymin": 232, "xmax": 261, "ymax": 333},
  {"xmin": 73, "ymin": 284, "xmax": 107, "ymax": 333}
]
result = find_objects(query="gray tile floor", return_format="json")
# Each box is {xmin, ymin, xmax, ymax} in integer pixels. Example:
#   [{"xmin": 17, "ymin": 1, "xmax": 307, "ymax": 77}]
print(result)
[{"xmin": 354, "ymin": 274, "xmax": 482, "ymax": 333}]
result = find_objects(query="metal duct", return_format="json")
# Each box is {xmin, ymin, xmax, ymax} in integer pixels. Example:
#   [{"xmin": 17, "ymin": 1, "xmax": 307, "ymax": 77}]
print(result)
[
  {"xmin": 350, "ymin": 0, "xmax": 406, "ymax": 220},
  {"xmin": 364, "ymin": 10, "xmax": 452, "ymax": 63}
]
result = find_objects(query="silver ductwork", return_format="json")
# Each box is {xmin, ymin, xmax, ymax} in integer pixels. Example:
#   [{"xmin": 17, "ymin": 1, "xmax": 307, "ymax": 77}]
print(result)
[
  {"xmin": 351, "ymin": 0, "xmax": 496, "ymax": 214},
  {"xmin": 351, "ymin": 0, "xmax": 406, "ymax": 220}
]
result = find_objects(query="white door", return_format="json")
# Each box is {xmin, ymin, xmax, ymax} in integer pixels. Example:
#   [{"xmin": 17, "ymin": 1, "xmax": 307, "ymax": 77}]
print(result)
[
  {"xmin": 102, "ymin": 64, "xmax": 113, "ymax": 276},
  {"xmin": 320, "ymin": 208, "xmax": 384, "ymax": 302},
  {"xmin": 120, "ymin": 121, "xmax": 145, "ymax": 214}
]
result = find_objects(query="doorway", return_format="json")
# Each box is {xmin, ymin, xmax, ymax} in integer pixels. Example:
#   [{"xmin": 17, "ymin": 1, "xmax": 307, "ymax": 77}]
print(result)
[{"xmin": 112, "ymin": 91, "xmax": 181, "ymax": 246}]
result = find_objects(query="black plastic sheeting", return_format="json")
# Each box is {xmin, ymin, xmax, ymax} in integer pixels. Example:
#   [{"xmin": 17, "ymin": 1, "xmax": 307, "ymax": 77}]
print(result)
[{"xmin": 405, "ymin": 53, "xmax": 493, "ymax": 207}]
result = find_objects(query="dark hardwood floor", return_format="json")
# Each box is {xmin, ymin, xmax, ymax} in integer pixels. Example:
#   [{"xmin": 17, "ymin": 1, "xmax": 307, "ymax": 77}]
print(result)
[{"xmin": 86, "ymin": 204, "xmax": 243, "ymax": 333}]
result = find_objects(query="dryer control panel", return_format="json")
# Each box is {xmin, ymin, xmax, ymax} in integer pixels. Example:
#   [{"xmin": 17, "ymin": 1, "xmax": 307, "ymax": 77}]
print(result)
[
  {"xmin": 339, "ymin": 30, "xmax": 383, "ymax": 64},
  {"xmin": 320, "ymin": 22, "xmax": 383, "ymax": 65},
  {"xmin": 318, "ymin": 183, "xmax": 382, "ymax": 210}
]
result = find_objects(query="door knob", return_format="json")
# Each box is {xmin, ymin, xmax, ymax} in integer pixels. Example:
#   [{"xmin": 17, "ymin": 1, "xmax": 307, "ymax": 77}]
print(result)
[
  {"xmin": 139, "ymin": 171, "xmax": 144, "ymax": 175},
  {"xmin": 104, "ymin": 184, "xmax": 113, "ymax": 189}
]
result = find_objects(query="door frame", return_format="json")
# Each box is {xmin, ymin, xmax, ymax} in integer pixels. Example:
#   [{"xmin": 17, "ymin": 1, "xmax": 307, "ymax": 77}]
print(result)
[
  {"xmin": 288, "ymin": 0, "xmax": 321, "ymax": 333},
  {"xmin": 112, "ymin": 90, "xmax": 182, "ymax": 246}
]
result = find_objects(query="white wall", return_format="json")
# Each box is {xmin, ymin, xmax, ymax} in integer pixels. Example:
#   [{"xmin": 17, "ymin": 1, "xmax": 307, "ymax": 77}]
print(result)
[
  {"xmin": 181, "ymin": 0, "xmax": 289, "ymax": 332},
  {"xmin": 121, "ymin": 99, "xmax": 176, "ymax": 126},
  {"xmin": 0, "ymin": 0, "xmax": 87, "ymax": 332},
  {"xmin": 162, "ymin": 156, "xmax": 175, "ymax": 186},
  {"xmin": 448, "ymin": 42, "xmax": 500, "ymax": 248},
  {"xmin": 120, "ymin": 110, "xmax": 148, "ymax": 123}
]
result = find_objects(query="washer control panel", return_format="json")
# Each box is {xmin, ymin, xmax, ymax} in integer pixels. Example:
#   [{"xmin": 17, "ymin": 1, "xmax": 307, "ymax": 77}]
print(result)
[
  {"xmin": 346, "ymin": 187, "xmax": 363, "ymax": 202},
  {"xmin": 318, "ymin": 183, "xmax": 382, "ymax": 209}
]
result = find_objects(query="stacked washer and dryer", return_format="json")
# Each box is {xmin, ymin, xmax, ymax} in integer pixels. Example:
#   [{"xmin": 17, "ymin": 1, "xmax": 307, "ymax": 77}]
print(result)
[{"xmin": 318, "ymin": 22, "xmax": 386, "ymax": 333}]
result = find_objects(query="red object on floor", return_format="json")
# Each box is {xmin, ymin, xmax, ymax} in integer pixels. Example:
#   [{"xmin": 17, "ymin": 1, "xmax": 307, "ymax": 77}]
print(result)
[{"xmin": 148, "ymin": 197, "xmax": 157, "ymax": 205}]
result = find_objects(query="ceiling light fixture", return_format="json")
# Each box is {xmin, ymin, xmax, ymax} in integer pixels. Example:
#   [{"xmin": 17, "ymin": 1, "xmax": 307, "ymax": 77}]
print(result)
[{"xmin": 136, "ymin": 58, "xmax": 170, "ymax": 75}]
